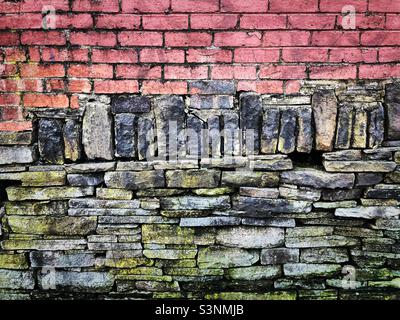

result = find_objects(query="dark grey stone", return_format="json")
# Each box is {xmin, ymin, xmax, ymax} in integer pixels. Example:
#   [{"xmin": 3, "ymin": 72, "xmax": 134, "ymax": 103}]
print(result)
[
  {"xmin": 236, "ymin": 197, "xmax": 312, "ymax": 215},
  {"xmin": 296, "ymin": 107, "xmax": 313, "ymax": 153},
  {"xmin": 240, "ymin": 94, "xmax": 262, "ymax": 155},
  {"xmin": 114, "ymin": 113, "xmax": 137, "ymax": 158},
  {"xmin": 0, "ymin": 132, "xmax": 32, "ymax": 145},
  {"xmin": 261, "ymin": 107, "xmax": 279, "ymax": 154},
  {"xmin": 356, "ymin": 173, "xmax": 384, "ymax": 187},
  {"xmin": 368, "ymin": 103, "xmax": 385, "ymax": 148},
  {"xmin": 38, "ymin": 118, "xmax": 64, "ymax": 165},
  {"xmin": 63, "ymin": 119, "xmax": 81, "ymax": 162},
  {"xmin": 207, "ymin": 115, "xmax": 221, "ymax": 157},
  {"xmin": 322, "ymin": 189, "xmax": 363, "ymax": 201},
  {"xmin": 104, "ymin": 170, "xmax": 165, "ymax": 190},
  {"xmin": 189, "ymin": 81, "xmax": 235, "ymax": 95},
  {"xmin": 187, "ymin": 115, "xmax": 204, "ymax": 158},
  {"xmin": 223, "ymin": 112, "xmax": 240, "ymax": 156},
  {"xmin": 335, "ymin": 104, "xmax": 353, "ymax": 149},
  {"xmin": 385, "ymin": 83, "xmax": 400, "ymax": 140},
  {"xmin": 112, "ymin": 96, "xmax": 151, "ymax": 113},
  {"xmin": 138, "ymin": 117, "xmax": 155, "ymax": 161},
  {"xmin": 67, "ymin": 173, "xmax": 104, "ymax": 187},
  {"xmin": 278, "ymin": 108, "xmax": 297, "ymax": 154}
]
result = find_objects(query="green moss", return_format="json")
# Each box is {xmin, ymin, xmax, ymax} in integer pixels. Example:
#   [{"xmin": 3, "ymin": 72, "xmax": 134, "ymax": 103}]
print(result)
[
  {"xmin": 205, "ymin": 291, "xmax": 297, "ymax": 300},
  {"xmin": 0, "ymin": 254, "xmax": 28, "ymax": 270}
]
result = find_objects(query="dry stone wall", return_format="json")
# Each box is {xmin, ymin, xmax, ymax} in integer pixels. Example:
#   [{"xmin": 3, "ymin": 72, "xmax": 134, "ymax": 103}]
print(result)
[{"xmin": 1, "ymin": 80, "xmax": 400, "ymax": 300}]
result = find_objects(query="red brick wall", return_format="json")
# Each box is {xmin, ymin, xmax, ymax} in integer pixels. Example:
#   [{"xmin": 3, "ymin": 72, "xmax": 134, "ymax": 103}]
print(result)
[{"xmin": 0, "ymin": 0, "xmax": 399, "ymax": 131}]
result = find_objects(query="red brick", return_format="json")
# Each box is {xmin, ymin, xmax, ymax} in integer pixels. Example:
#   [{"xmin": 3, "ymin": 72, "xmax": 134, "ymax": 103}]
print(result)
[
  {"xmin": 68, "ymin": 64, "xmax": 113, "ymax": 78},
  {"xmin": 0, "ymin": 94, "xmax": 20, "ymax": 106},
  {"xmin": 23, "ymin": 94, "xmax": 69, "ymax": 108},
  {"xmin": 118, "ymin": 32, "xmax": 163, "ymax": 46},
  {"xmin": 70, "ymin": 95, "xmax": 80, "ymax": 109},
  {"xmin": 164, "ymin": 66, "xmax": 209, "ymax": 80},
  {"xmin": 0, "ymin": 121, "xmax": 32, "ymax": 132},
  {"xmin": 0, "ymin": 0, "xmax": 69, "ymax": 13},
  {"xmin": 116, "ymin": 65, "xmax": 162, "ymax": 79},
  {"xmin": 285, "ymin": 80, "xmax": 302, "ymax": 94},
  {"xmin": 269, "ymin": 0, "xmax": 318, "ymax": 13},
  {"xmin": 72, "ymin": 0, "xmax": 119, "ymax": 12},
  {"xmin": 142, "ymin": 81, "xmax": 187, "ymax": 94},
  {"xmin": 337, "ymin": 14, "xmax": 385, "ymax": 29},
  {"xmin": 92, "ymin": 49, "xmax": 138, "ymax": 63},
  {"xmin": 187, "ymin": 49, "xmax": 233, "ymax": 63},
  {"xmin": 20, "ymin": 64, "xmax": 65, "ymax": 78},
  {"xmin": 330, "ymin": 48, "xmax": 377, "ymax": 63},
  {"xmin": 0, "ymin": 107, "xmax": 23, "ymax": 121},
  {"xmin": 3, "ymin": 48, "xmax": 26, "ymax": 62},
  {"xmin": 122, "ymin": 0, "xmax": 170, "ymax": 13},
  {"xmin": 237, "ymin": 81, "xmax": 283, "ymax": 94},
  {"xmin": 211, "ymin": 65, "xmax": 257, "ymax": 80},
  {"xmin": 214, "ymin": 32, "xmax": 263, "ymax": 47},
  {"xmin": 263, "ymin": 31, "xmax": 310, "ymax": 46},
  {"xmin": 46, "ymin": 79, "xmax": 65, "ymax": 92},
  {"xmin": 56, "ymin": 14, "xmax": 93, "ymax": 29},
  {"xmin": 387, "ymin": 15, "xmax": 400, "ymax": 29},
  {"xmin": 0, "ymin": 32, "xmax": 19, "ymax": 45},
  {"xmin": 320, "ymin": 0, "xmax": 367, "ymax": 12},
  {"xmin": 282, "ymin": 48, "xmax": 328, "ymax": 62},
  {"xmin": 70, "ymin": 31, "xmax": 117, "ymax": 47},
  {"xmin": 359, "ymin": 64, "xmax": 400, "ymax": 79},
  {"xmin": 221, "ymin": 0, "xmax": 268, "ymax": 13},
  {"xmin": 140, "ymin": 49, "xmax": 185, "ymax": 63},
  {"xmin": 234, "ymin": 48, "xmax": 280, "ymax": 63},
  {"xmin": 369, "ymin": 0, "xmax": 400, "ymax": 13},
  {"xmin": 0, "ymin": 79, "xmax": 42, "ymax": 92},
  {"xmin": 68, "ymin": 80, "xmax": 92, "ymax": 93},
  {"xmin": 42, "ymin": 48, "xmax": 89, "ymax": 62},
  {"xmin": 260, "ymin": 65, "xmax": 306, "ymax": 79},
  {"xmin": 96, "ymin": 14, "xmax": 141, "ymax": 29},
  {"xmin": 171, "ymin": 0, "xmax": 219, "ymax": 12},
  {"xmin": 28, "ymin": 47, "xmax": 41, "ymax": 62},
  {"xmin": 21, "ymin": 31, "xmax": 66, "ymax": 45},
  {"xmin": 240, "ymin": 15, "xmax": 286, "ymax": 29},
  {"xmin": 309, "ymin": 65, "xmax": 357, "ymax": 79},
  {"xmin": 191, "ymin": 14, "xmax": 238, "ymax": 29},
  {"xmin": 94, "ymin": 80, "xmax": 139, "ymax": 94},
  {"xmin": 143, "ymin": 15, "xmax": 188, "ymax": 30},
  {"xmin": 379, "ymin": 48, "xmax": 400, "ymax": 62},
  {"xmin": 288, "ymin": 15, "xmax": 336, "ymax": 29},
  {"xmin": 312, "ymin": 31, "xmax": 359, "ymax": 46},
  {"xmin": 361, "ymin": 31, "xmax": 400, "ymax": 46},
  {"xmin": 0, "ymin": 14, "xmax": 42, "ymax": 29},
  {"xmin": 0, "ymin": 65, "xmax": 18, "ymax": 77},
  {"xmin": 165, "ymin": 33, "xmax": 212, "ymax": 47}
]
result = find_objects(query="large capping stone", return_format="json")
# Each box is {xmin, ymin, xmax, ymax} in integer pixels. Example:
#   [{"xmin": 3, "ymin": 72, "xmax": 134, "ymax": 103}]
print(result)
[
  {"xmin": 312, "ymin": 90, "xmax": 338, "ymax": 151},
  {"xmin": 296, "ymin": 106, "xmax": 313, "ymax": 153},
  {"xmin": 281, "ymin": 169, "xmax": 355, "ymax": 189},
  {"xmin": 215, "ymin": 227, "xmax": 284, "ymax": 249},
  {"xmin": 166, "ymin": 169, "xmax": 220, "ymax": 188},
  {"xmin": 82, "ymin": 101, "xmax": 114, "ymax": 160},
  {"xmin": 114, "ymin": 113, "xmax": 137, "ymax": 158},
  {"xmin": 7, "ymin": 216, "xmax": 97, "ymax": 236},
  {"xmin": 278, "ymin": 108, "xmax": 297, "ymax": 154},
  {"xmin": 154, "ymin": 95, "xmax": 186, "ymax": 159},
  {"xmin": 240, "ymin": 94, "xmax": 262, "ymax": 155},
  {"xmin": 104, "ymin": 170, "xmax": 165, "ymax": 190},
  {"xmin": 261, "ymin": 107, "xmax": 279, "ymax": 154},
  {"xmin": 385, "ymin": 83, "xmax": 400, "ymax": 140},
  {"xmin": 38, "ymin": 118, "xmax": 64, "ymax": 164},
  {"xmin": 63, "ymin": 119, "xmax": 81, "ymax": 162},
  {"xmin": 111, "ymin": 96, "xmax": 151, "ymax": 113}
]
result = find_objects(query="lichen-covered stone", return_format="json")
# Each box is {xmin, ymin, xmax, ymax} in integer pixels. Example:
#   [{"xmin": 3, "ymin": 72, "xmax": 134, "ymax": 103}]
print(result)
[
  {"xmin": 261, "ymin": 107, "xmax": 279, "ymax": 154},
  {"xmin": 63, "ymin": 119, "xmax": 81, "ymax": 162},
  {"xmin": 283, "ymin": 263, "xmax": 342, "ymax": 278},
  {"xmin": 312, "ymin": 90, "xmax": 337, "ymax": 151},
  {"xmin": 296, "ymin": 106, "xmax": 313, "ymax": 153},
  {"xmin": 0, "ymin": 171, "xmax": 66, "ymax": 186},
  {"xmin": 166, "ymin": 169, "xmax": 220, "ymax": 188},
  {"xmin": 249, "ymin": 155, "xmax": 293, "ymax": 171},
  {"xmin": 198, "ymin": 246, "xmax": 259, "ymax": 269},
  {"xmin": 227, "ymin": 266, "xmax": 281, "ymax": 280},
  {"xmin": 335, "ymin": 206, "xmax": 400, "ymax": 219},
  {"xmin": 160, "ymin": 196, "xmax": 230, "ymax": 211},
  {"xmin": 300, "ymin": 248, "xmax": 349, "ymax": 263},
  {"xmin": 180, "ymin": 217, "xmax": 240, "ymax": 227},
  {"xmin": 0, "ymin": 270, "xmax": 35, "ymax": 289},
  {"xmin": 5, "ymin": 201, "xmax": 68, "ymax": 216},
  {"xmin": 67, "ymin": 173, "xmax": 104, "ymax": 187},
  {"xmin": 240, "ymin": 187, "xmax": 279, "ymax": 198},
  {"xmin": 352, "ymin": 106, "xmax": 367, "ymax": 148},
  {"xmin": 236, "ymin": 197, "xmax": 312, "ymax": 215},
  {"xmin": 281, "ymin": 169, "xmax": 355, "ymax": 189},
  {"xmin": 104, "ymin": 170, "xmax": 165, "ymax": 190},
  {"xmin": 0, "ymin": 131, "xmax": 32, "ymax": 145},
  {"xmin": 65, "ymin": 162, "xmax": 116, "ymax": 174},
  {"xmin": 143, "ymin": 249, "xmax": 197, "ymax": 260},
  {"xmin": 205, "ymin": 291, "xmax": 296, "ymax": 300},
  {"xmin": 0, "ymin": 254, "xmax": 28, "ymax": 269},
  {"xmin": 7, "ymin": 216, "xmax": 97, "ymax": 236},
  {"xmin": 278, "ymin": 108, "xmax": 297, "ymax": 154},
  {"xmin": 96, "ymin": 188, "xmax": 133, "ymax": 200},
  {"xmin": 30, "ymin": 251, "xmax": 95, "ymax": 268},
  {"xmin": 6, "ymin": 187, "xmax": 94, "ymax": 201},
  {"xmin": 222, "ymin": 171, "xmax": 279, "ymax": 187},
  {"xmin": 138, "ymin": 117, "xmax": 155, "ymax": 160},
  {"xmin": 261, "ymin": 248, "xmax": 299, "ymax": 265},
  {"xmin": 286, "ymin": 236, "xmax": 358, "ymax": 248},
  {"xmin": 240, "ymin": 94, "xmax": 262, "ymax": 154},
  {"xmin": 215, "ymin": 227, "xmax": 284, "ymax": 248},
  {"xmin": 1, "ymin": 239, "xmax": 87, "ymax": 251},
  {"xmin": 38, "ymin": 118, "xmax": 64, "ymax": 164},
  {"xmin": 82, "ymin": 101, "xmax": 114, "ymax": 160},
  {"xmin": 114, "ymin": 113, "xmax": 137, "ymax": 158},
  {"xmin": 324, "ymin": 161, "xmax": 396, "ymax": 173}
]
